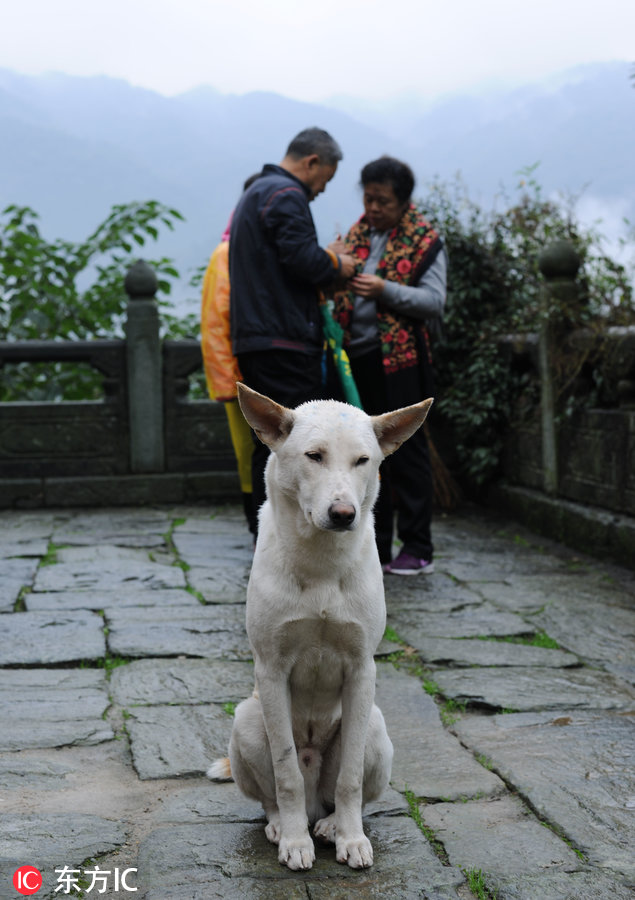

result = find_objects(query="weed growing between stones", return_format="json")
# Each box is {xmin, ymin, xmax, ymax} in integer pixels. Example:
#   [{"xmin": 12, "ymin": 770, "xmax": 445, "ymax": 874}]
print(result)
[
  {"xmin": 383, "ymin": 625, "xmax": 404, "ymax": 645},
  {"xmin": 440, "ymin": 698, "xmax": 467, "ymax": 726},
  {"xmin": 163, "ymin": 515, "xmax": 211, "ymax": 602},
  {"xmin": 404, "ymin": 789, "xmax": 450, "ymax": 864},
  {"xmin": 186, "ymin": 585, "xmax": 207, "ymax": 605},
  {"xmin": 423, "ymin": 677, "xmax": 441, "ymax": 697},
  {"xmin": 40, "ymin": 542, "xmax": 65, "ymax": 566},
  {"xmin": 461, "ymin": 866, "xmax": 498, "ymax": 899},
  {"xmin": 223, "ymin": 702, "xmax": 236, "ymax": 717},
  {"xmin": 386, "ymin": 656, "xmax": 469, "ymax": 725},
  {"xmin": 162, "ymin": 517, "xmax": 186, "ymax": 559},
  {"xmin": 99, "ymin": 655, "xmax": 131, "ymax": 676},
  {"xmin": 13, "ymin": 585, "xmax": 28, "ymax": 612},
  {"xmin": 539, "ymin": 819, "xmax": 587, "ymax": 861},
  {"xmin": 474, "ymin": 630, "xmax": 560, "ymax": 649}
]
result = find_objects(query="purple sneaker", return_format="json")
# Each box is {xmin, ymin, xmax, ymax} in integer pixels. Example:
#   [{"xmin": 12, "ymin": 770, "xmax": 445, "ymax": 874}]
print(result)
[{"xmin": 384, "ymin": 551, "xmax": 435, "ymax": 576}]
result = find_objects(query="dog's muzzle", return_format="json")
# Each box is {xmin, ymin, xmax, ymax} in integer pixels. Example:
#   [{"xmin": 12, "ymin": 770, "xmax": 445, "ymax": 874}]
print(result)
[{"xmin": 327, "ymin": 501, "xmax": 356, "ymax": 530}]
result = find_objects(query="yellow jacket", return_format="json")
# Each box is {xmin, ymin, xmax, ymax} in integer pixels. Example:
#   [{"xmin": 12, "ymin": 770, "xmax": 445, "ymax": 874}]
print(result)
[{"xmin": 200, "ymin": 241, "xmax": 242, "ymax": 401}]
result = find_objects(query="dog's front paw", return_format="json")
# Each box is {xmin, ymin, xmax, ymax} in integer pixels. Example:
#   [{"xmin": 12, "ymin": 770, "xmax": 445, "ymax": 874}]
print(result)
[
  {"xmin": 336, "ymin": 834, "xmax": 374, "ymax": 869},
  {"xmin": 278, "ymin": 834, "xmax": 316, "ymax": 870}
]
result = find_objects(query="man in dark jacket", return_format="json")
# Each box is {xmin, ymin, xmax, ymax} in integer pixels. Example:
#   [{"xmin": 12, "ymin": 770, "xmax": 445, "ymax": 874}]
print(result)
[{"xmin": 230, "ymin": 127, "xmax": 355, "ymax": 519}]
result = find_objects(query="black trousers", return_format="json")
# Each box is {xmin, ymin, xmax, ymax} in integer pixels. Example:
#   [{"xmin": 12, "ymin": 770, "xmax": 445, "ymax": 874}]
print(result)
[
  {"xmin": 350, "ymin": 348, "xmax": 433, "ymax": 564},
  {"xmin": 236, "ymin": 349, "xmax": 325, "ymax": 523}
]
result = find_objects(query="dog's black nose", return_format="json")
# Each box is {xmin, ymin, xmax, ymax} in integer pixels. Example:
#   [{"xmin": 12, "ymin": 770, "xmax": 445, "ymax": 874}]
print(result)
[{"xmin": 328, "ymin": 502, "xmax": 356, "ymax": 528}]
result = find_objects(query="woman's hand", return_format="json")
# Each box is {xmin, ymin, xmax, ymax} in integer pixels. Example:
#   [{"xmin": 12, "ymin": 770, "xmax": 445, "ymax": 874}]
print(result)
[{"xmin": 349, "ymin": 273, "xmax": 385, "ymax": 299}]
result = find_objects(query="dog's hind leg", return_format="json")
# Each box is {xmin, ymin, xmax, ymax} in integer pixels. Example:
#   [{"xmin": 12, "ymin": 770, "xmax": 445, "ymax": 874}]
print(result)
[
  {"xmin": 361, "ymin": 704, "xmax": 393, "ymax": 804},
  {"xmin": 228, "ymin": 696, "xmax": 280, "ymax": 840}
]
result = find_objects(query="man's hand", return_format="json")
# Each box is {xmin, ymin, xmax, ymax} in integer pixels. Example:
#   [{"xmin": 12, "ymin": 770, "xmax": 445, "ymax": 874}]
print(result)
[
  {"xmin": 338, "ymin": 254, "xmax": 357, "ymax": 280},
  {"xmin": 327, "ymin": 238, "xmax": 348, "ymax": 256},
  {"xmin": 349, "ymin": 273, "xmax": 384, "ymax": 299}
]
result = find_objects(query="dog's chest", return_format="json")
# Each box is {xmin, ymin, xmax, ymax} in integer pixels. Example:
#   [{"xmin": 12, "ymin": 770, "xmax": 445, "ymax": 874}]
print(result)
[
  {"xmin": 286, "ymin": 625, "xmax": 355, "ymax": 724},
  {"xmin": 247, "ymin": 564, "xmax": 386, "ymax": 664},
  {"xmin": 276, "ymin": 609, "xmax": 367, "ymax": 661}
]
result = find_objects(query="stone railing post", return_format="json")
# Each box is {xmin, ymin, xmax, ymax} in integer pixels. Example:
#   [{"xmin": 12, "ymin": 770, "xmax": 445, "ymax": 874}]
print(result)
[
  {"xmin": 537, "ymin": 241, "xmax": 581, "ymax": 495},
  {"xmin": 124, "ymin": 260, "xmax": 165, "ymax": 473}
]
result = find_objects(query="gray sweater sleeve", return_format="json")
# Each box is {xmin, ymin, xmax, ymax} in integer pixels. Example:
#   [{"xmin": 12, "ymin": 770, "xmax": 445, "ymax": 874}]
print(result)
[{"xmin": 379, "ymin": 249, "xmax": 447, "ymax": 321}]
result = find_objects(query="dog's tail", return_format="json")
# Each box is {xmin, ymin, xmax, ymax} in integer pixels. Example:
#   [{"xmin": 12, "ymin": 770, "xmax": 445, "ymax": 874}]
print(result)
[{"xmin": 207, "ymin": 757, "xmax": 233, "ymax": 781}]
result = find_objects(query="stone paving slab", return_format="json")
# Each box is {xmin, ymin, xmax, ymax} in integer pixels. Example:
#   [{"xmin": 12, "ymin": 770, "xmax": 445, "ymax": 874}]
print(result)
[
  {"xmin": 436, "ymin": 549, "xmax": 567, "ymax": 582},
  {"xmin": 143, "ymin": 879, "xmax": 311, "ymax": 899},
  {"xmin": 434, "ymin": 665, "xmax": 635, "ymax": 711},
  {"xmin": 383, "ymin": 574, "xmax": 483, "ymax": 612},
  {"xmin": 55, "ymin": 544, "xmax": 158, "ymax": 564},
  {"xmin": 186, "ymin": 565, "xmax": 250, "ymax": 603},
  {"xmin": 126, "ymin": 705, "xmax": 234, "ymax": 779},
  {"xmin": 424, "ymin": 794, "xmax": 581, "ymax": 874},
  {"xmin": 375, "ymin": 664, "xmax": 504, "ymax": 799},
  {"xmin": 174, "ymin": 511, "xmax": 251, "ymax": 536},
  {"xmin": 51, "ymin": 508, "xmax": 171, "ymax": 546},
  {"xmin": 138, "ymin": 817, "xmax": 466, "ymax": 899},
  {"xmin": 0, "ymin": 755, "xmax": 73, "ymax": 791},
  {"xmin": 414, "ymin": 636, "xmax": 579, "ymax": 668},
  {"xmin": 0, "ymin": 669, "xmax": 114, "ymax": 750},
  {"xmin": 488, "ymin": 869, "xmax": 635, "ymax": 900},
  {"xmin": 0, "ymin": 610, "xmax": 106, "ymax": 664},
  {"xmin": 0, "ymin": 557, "xmax": 39, "ymax": 611},
  {"xmin": 477, "ymin": 571, "xmax": 635, "ymax": 614},
  {"xmin": 0, "ymin": 539, "xmax": 49, "ymax": 558},
  {"xmin": 388, "ymin": 601, "xmax": 531, "ymax": 643},
  {"xmin": 155, "ymin": 781, "xmax": 273, "ymax": 825},
  {"xmin": 110, "ymin": 658, "xmax": 255, "ymax": 706},
  {"xmin": 0, "ymin": 813, "xmax": 128, "ymax": 900},
  {"xmin": 32, "ymin": 558, "xmax": 187, "ymax": 592},
  {"xmin": 0, "ymin": 510, "xmax": 56, "ymax": 548},
  {"xmin": 106, "ymin": 604, "xmax": 250, "ymax": 659},
  {"xmin": 0, "ymin": 511, "xmax": 56, "ymax": 532},
  {"xmin": 172, "ymin": 530, "xmax": 253, "ymax": 565},
  {"xmin": 533, "ymin": 597, "xmax": 635, "ymax": 677},
  {"xmin": 453, "ymin": 710, "xmax": 635, "ymax": 875},
  {"xmin": 25, "ymin": 587, "xmax": 199, "ymax": 611},
  {"xmin": 425, "ymin": 794, "xmax": 582, "ymax": 881}
]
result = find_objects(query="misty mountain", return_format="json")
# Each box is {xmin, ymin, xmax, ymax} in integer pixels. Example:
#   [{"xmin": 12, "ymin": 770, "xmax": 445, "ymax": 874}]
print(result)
[
  {"xmin": 1, "ymin": 62, "xmax": 632, "ymax": 312},
  {"xmin": 327, "ymin": 62, "xmax": 634, "ymax": 201}
]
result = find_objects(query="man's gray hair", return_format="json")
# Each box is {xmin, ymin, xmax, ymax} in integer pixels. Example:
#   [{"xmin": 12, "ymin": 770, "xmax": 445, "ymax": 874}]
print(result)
[{"xmin": 285, "ymin": 128, "xmax": 343, "ymax": 166}]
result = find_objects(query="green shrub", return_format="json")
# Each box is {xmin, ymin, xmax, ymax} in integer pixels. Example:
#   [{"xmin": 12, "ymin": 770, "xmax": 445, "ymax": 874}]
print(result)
[
  {"xmin": 422, "ymin": 170, "xmax": 634, "ymax": 486},
  {"xmin": 0, "ymin": 201, "xmax": 193, "ymax": 400}
]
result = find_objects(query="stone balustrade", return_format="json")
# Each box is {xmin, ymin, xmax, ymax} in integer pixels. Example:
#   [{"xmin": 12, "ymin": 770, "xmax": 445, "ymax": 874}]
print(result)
[{"xmin": 0, "ymin": 261, "xmax": 237, "ymax": 508}]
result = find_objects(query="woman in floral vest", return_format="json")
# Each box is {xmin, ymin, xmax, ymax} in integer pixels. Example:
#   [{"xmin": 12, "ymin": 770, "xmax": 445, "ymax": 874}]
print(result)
[{"xmin": 333, "ymin": 156, "xmax": 447, "ymax": 574}]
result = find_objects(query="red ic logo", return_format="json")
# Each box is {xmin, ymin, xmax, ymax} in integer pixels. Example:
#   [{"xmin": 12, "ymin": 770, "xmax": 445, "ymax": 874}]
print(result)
[{"xmin": 13, "ymin": 866, "xmax": 43, "ymax": 895}]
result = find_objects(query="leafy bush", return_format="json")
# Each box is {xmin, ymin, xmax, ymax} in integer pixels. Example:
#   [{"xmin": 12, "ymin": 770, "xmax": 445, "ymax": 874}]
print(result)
[
  {"xmin": 0, "ymin": 201, "xmax": 194, "ymax": 400},
  {"xmin": 423, "ymin": 170, "xmax": 634, "ymax": 486}
]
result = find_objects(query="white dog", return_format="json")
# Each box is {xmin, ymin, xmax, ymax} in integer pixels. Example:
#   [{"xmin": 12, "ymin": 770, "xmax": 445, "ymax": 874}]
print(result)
[{"xmin": 209, "ymin": 383, "xmax": 432, "ymax": 871}]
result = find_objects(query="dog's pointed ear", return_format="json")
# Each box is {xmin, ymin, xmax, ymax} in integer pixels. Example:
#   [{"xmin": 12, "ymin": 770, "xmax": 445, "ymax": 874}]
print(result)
[
  {"xmin": 237, "ymin": 383, "xmax": 295, "ymax": 450},
  {"xmin": 372, "ymin": 398, "xmax": 433, "ymax": 457}
]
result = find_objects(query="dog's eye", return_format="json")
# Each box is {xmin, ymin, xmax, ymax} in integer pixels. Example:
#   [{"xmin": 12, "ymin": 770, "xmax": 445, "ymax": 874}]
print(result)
[
  {"xmin": 355, "ymin": 456, "xmax": 369, "ymax": 466},
  {"xmin": 305, "ymin": 451, "xmax": 322, "ymax": 463}
]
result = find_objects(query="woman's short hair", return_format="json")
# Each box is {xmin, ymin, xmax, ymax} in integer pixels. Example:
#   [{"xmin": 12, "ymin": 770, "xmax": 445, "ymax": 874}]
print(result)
[{"xmin": 360, "ymin": 156, "xmax": 415, "ymax": 204}]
